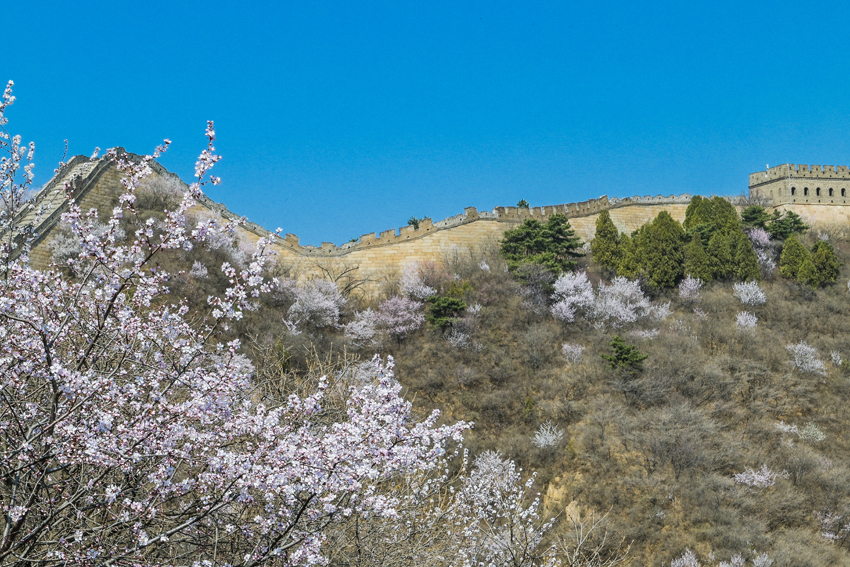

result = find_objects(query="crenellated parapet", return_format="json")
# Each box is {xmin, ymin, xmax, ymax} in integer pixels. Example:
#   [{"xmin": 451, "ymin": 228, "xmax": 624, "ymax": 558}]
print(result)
[
  {"xmin": 749, "ymin": 164, "xmax": 850, "ymax": 206},
  {"xmin": 273, "ymin": 193, "xmax": 695, "ymax": 256}
]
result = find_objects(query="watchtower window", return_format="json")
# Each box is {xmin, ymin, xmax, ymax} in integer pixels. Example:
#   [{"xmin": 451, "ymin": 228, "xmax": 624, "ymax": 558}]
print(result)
[
  {"xmin": 804, "ymin": 187, "xmax": 809, "ymax": 196},
  {"xmin": 816, "ymin": 188, "xmax": 821, "ymax": 196},
  {"xmin": 843, "ymin": 188, "xmax": 847, "ymax": 197},
  {"xmin": 791, "ymin": 187, "xmax": 796, "ymax": 195},
  {"xmin": 829, "ymin": 188, "xmax": 834, "ymax": 196}
]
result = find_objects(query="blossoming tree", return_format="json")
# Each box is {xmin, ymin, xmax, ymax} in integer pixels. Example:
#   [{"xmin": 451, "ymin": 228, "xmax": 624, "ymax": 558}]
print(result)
[{"xmin": 0, "ymin": 82, "xmax": 469, "ymax": 566}]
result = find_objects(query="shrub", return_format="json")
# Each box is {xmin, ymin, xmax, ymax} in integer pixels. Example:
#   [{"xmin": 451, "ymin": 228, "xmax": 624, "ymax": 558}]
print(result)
[
  {"xmin": 532, "ymin": 421, "xmax": 565, "ymax": 448},
  {"xmin": 426, "ymin": 295, "xmax": 467, "ymax": 330},
  {"xmin": 561, "ymin": 343, "xmax": 586, "ymax": 365},
  {"xmin": 601, "ymin": 336, "xmax": 648, "ymax": 372},
  {"xmin": 679, "ymin": 274, "xmax": 703, "ymax": 301},
  {"xmin": 399, "ymin": 261, "xmax": 437, "ymax": 299},
  {"xmin": 733, "ymin": 464, "xmax": 783, "ymax": 488},
  {"xmin": 786, "ymin": 341, "xmax": 827, "ymax": 375},
  {"xmin": 376, "ymin": 296, "xmax": 425, "ymax": 339},
  {"xmin": 733, "ymin": 281, "xmax": 766, "ymax": 306},
  {"xmin": 736, "ymin": 311, "xmax": 758, "ymax": 330}
]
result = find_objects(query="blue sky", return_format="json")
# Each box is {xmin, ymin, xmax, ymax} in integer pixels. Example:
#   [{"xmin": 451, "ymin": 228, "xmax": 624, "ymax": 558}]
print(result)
[{"xmin": 6, "ymin": 1, "xmax": 850, "ymax": 245}]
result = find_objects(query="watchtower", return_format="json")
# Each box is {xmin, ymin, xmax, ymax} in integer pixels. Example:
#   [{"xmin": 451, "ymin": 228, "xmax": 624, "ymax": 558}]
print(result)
[{"xmin": 748, "ymin": 164, "xmax": 850, "ymax": 206}]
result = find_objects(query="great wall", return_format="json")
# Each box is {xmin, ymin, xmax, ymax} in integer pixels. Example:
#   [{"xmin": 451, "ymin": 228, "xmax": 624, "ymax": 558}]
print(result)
[{"xmin": 11, "ymin": 154, "xmax": 850, "ymax": 292}]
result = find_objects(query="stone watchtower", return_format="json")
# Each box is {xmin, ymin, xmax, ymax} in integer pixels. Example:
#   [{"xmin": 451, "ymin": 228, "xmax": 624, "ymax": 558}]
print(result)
[{"xmin": 748, "ymin": 164, "xmax": 850, "ymax": 206}]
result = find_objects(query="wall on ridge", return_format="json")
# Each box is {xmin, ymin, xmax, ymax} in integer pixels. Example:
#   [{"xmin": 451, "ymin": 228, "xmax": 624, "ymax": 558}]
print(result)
[
  {"xmin": 24, "ymin": 155, "xmax": 694, "ymax": 293},
  {"xmin": 262, "ymin": 202, "xmax": 691, "ymax": 291}
]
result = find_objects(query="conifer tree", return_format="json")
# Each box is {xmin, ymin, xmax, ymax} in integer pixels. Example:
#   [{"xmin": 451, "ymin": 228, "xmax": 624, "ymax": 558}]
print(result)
[
  {"xmin": 797, "ymin": 257, "xmax": 820, "ymax": 288},
  {"xmin": 767, "ymin": 210, "xmax": 809, "ymax": 240},
  {"xmin": 500, "ymin": 213, "xmax": 583, "ymax": 274},
  {"xmin": 812, "ymin": 240, "xmax": 840, "ymax": 285},
  {"xmin": 741, "ymin": 205, "xmax": 770, "ymax": 230},
  {"xmin": 732, "ymin": 230, "xmax": 761, "ymax": 281},
  {"xmin": 683, "ymin": 233, "xmax": 713, "ymax": 282},
  {"xmin": 601, "ymin": 336, "xmax": 648, "ymax": 372},
  {"xmin": 617, "ymin": 232, "xmax": 641, "ymax": 279},
  {"xmin": 706, "ymin": 230, "xmax": 733, "ymax": 280},
  {"xmin": 779, "ymin": 235, "xmax": 810, "ymax": 279},
  {"xmin": 591, "ymin": 209, "xmax": 621, "ymax": 271},
  {"xmin": 638, "ymin": 211, "xmax": 685, "ymax": 288}
]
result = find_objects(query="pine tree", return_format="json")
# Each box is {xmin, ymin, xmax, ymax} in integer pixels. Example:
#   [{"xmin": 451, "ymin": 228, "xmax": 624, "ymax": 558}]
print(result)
[
  {"xmin": 797, "ymin": 257, "xmax": 820, "ymax": 288},
  {"xmin": 812, "ymin": 240, "xmax": 840, "ymax": 285},
  {"xmin": 767, "ymin": 210, "xmax": 809, "ymax": 240},
  {"xmin": 732, "ymin": 231, "xmax": 761, "ymax": 281},
  {"xmin": 601, "ymin": 335, "xmax": 648, "ymax": 372},
  {"xmin": 779, "ymin": 235, "xmax": 810, "ymax": 279},
  {"xmin": 683, "ymin": 233, "xmax": 713, "ymax": 282},
  {"xmin": 544, "ymin": 214, "xmax": 584, "ymax": 269},
  {"xmin": 617, "ymin": 232, "xmax": 641, "ymax": 279},
  {"xmin": 740, "ymin": 205, "xmax": 771, "ymax": 230},
  {"xmin": 706, "ymin": 230, "xmax": 733, "ymax": 280},
  {"xmin": 591, "ymin": 209, "xmax": 620, "ymax": 271},
  {"xmin": 500, "ymin": 214, "xmax": 583, "ymax": 274},
  {"xmin": 638, "ymin": 211, "xmax": 685, "ymax": 288}
]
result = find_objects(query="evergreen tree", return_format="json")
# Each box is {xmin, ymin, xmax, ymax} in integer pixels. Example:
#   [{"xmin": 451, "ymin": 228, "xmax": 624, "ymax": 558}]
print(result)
[
  {"xmin": 500, "ymin": 214, "xmax": 583, "ymax": 274},
  {"xmin": 812, "ymin": 240, "xmax": 840, "ymax": 285},
  {"xmin": 767, "ymin": 210, "xmax": 809, "ymax": 240},
  {"xmin": 797, "ymin": 257, "xmax": 821, "ymax": 288},
  {"xmin": 601, "ymin": 336, "xmax": 648, "ymax": 372},
  {"xmin": 741, "ymin": 205, "xmax": 770, "ymax": 230},
  {"xmin": 617, "ymin": 232, "xmax": 641, "ymax": 279},
  {"xmin": 779, "ymin": 235, "xmax": 810, "ymax": 279},
  {"xmin": 425, "ymin": 296, "xmax": 467, "ymax": 330},
  {"xmin": 637, "ymin": 211, "xmax": 685, "ymax": 288},
  {"xmin": 683, "ymin": 233, "xmax": 713, "ymax": 282},
  {"xmin": 684, "ymin": 196, "xmax": 738, "ymax": 234},
  {"xmin": 591, "ymin": 209, "xmax": 621, "ymax": 271},
  {"xmin": 732, "ymin": 230, "xmax": 761, "ymax": 281},
  {"xmin": 706, "ymin": 230, "xmax": 734, "ymax": 280}
]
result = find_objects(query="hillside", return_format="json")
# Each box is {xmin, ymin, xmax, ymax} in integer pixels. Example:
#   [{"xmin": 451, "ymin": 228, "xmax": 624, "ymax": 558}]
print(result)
[
  {"xmin": 6, "ymin": 147, "xmax": 850, "ymax": 566},
  {"xmin": 86, "ymin": 178, "xmax": 850, "ymax": 565}
]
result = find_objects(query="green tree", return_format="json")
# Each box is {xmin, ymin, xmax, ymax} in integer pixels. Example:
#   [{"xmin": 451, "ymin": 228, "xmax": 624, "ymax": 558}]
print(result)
[
  {"xmin": 683, "ymin": 196, "xmax": 738, "ymax": 234},
  {"xmin": 767, "ymin": 210, "xmax": 808, "ymax": 240},
  {"xmin": 797, "ymin": 257, "xmax": 820, "ymax": 288},
  {"xmin": 500, "ymin": 214, "xmax": 583, "ymax": 274},
  {"xmin": 683, "ymin": 233, "xmax": 713, "ymax": 282},
  {"xmin": 517, "ymin": 199, "xmax": 530, "ymax": 209},
  {"xmin": 425, "ymin": 296, "xmax": 467, "ymax": 330},
  {"xmin": 407, "ymin": 216, "xmax": 425, "ymax": 230},
  {"xmin": 812, "ymin": 240, "xmax": 840, "ymax": 285},
  {"xmin": 706, "ymin": 230, "xmax": 734, "ymax": 280},
  {"xmin": 741, "ymin": 205, "xmax": 770, "ymax": 230},
  {"xmin": 591, "ymin": 209, "xmax": 620, "ymax": 271},
  {"xmin": 779, "ymin": 235, "xmax": 811, "ymax": 279},
  {"xmin": 601, "ymin": 336, "xmax": 648, "ymax": 373},
  {"xmin": 617, "ymin": 232, "xmax": 641, "ymax": 279},
  {"xmin": 636, "ymin": 211, "xmax": 685, "ymax": 288},
  {"xmin": 732, "ymin": 230, "xmax": 761, "ymax": 281}
]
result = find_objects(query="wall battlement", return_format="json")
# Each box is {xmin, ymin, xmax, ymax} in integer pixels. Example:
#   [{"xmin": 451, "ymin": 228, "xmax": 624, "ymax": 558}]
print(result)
[
  {"xmin": 274, "ymin": 193, "xmax": 694, "ymax": 257},
  {"xmin": 748, "ymin": 163, "xmax": 850, "ymax": 207},
  {"xmin": 749, "ymin": 163, "xmax": 850, "ymax": 187}
]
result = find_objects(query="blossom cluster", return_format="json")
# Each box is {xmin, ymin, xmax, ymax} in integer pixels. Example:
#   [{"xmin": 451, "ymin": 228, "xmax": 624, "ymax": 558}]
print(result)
[
  {"xmin": 0, "ymin": 105, "xmax": 473, "ymax": 565},
  {"xmin": 551, "ymin": 271, "xmax": 670, "ymax": 329}
]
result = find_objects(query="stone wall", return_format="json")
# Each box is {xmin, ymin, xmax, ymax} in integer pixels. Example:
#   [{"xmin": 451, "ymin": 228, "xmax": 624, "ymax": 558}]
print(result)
[
  {"xmin": 749, "ymin": 164, "xmax": 850, "ymax": 206},
  {"xmin": 23, "ymin": 155, "xmax": 696, "ymax": 291}
]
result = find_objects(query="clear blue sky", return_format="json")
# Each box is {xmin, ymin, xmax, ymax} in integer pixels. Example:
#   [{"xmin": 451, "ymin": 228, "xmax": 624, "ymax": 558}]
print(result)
[{"xmin": 6, "ymin": 1, "xmax": 850, "ymax": 245}]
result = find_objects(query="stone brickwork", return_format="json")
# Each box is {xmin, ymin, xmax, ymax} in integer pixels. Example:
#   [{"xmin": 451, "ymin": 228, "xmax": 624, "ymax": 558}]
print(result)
[
  {"xmin": 749, "ymin": 164, "xmax": 850, "ymax": 206},
  {"xmin": 20, "ymin": 152, "xmax": 698, "ymax": 290},
  {"xmin": 26, "ymin": 153, "xmax": 846, "ymax": 292}
]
